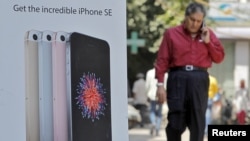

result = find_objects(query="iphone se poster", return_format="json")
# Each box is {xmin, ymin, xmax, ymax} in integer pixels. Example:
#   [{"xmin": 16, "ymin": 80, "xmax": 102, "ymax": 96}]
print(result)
[{"xmin": 0, "ymin": 1, "xmax": 127, "ymax": 141}]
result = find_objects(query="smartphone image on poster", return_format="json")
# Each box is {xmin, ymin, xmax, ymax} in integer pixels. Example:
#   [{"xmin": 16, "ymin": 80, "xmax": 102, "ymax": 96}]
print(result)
[
  {"xmin": 25, "ymin": 30, "xmax": 41, "ymax": 141},
  {"xmin": 38, "ymin": 30, "xmax": 54, "ymax": 141},
  {"xmin": 66, "ymin": 32, "xmax": 112, "ymax": 141},
  {"xmin": 52, "ymin": 31, "xmax": 69, "ymax": 141}
]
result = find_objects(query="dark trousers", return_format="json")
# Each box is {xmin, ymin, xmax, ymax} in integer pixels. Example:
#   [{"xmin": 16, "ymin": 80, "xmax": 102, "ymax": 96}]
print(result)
[
  {"xmin": 134, "ymin": 104, "xmax": 148, "ymax": 126},
  {"xmin": 166, "ymin": 70, "xmax": 209, "ymax": 141}
]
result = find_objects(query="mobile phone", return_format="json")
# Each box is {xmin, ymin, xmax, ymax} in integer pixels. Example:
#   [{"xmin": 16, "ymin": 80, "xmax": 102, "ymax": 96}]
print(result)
[
  {"xmin": 38, "ymin": 30, "xmax": 54, "ymax": 141},
  {"xmin": 25, "ymin": 30, "xmax": 41, "ymax": 141},
  {"xmin": 66, "ymin": 32, "xmax": 112, "ymax": 141},
  {"xmin": 200, "ymin": 21, "xmax": 205, "ymax": 32},
  {"xmin": 52, "ymin": 31, "xmax": 69, "ymax": 141}
]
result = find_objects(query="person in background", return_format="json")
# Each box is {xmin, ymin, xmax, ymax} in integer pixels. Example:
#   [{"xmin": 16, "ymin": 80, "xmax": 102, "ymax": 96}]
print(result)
[
  {"xmin": 145, "ymin": 64, "xmax": 168, "ymax": 136},
  {"xmin": 220, "ymin": 91, "xmax": 233, "ymax": 125},
  {"xmin": 132, "ymin": 72, "xmax": 148, "ymax": 127},
  {"xmin": 210, "ymin": 92, "xmax": 222, "ymax": 124},
  {"xmin": 154, "ymin": 2, "xmax": 225, "ymax": 141},
  {"xmin": 204, "ymin": 75, "xmax": 218, "ymax": 135},
  {"xmin": 232, "ymin": 79, "xmax": 249, "ymax": 125}
]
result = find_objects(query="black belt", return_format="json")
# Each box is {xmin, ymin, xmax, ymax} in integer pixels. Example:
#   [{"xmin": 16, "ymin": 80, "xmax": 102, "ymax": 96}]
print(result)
[{"xmin": 170, "ymin": 65, "xmax": 207, "ymax": 71}]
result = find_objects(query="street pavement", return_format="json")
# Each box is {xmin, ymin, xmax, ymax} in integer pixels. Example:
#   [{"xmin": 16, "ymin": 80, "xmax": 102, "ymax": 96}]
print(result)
[{"xmin": 129, "ymin": 124, "xmax": 208, "ymax": 141}]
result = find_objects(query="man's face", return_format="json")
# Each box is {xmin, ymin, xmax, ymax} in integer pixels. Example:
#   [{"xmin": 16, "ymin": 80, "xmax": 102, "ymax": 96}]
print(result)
[{"xmin": 185, "ymin": 12, "xmax": 204, "ymax": 34}]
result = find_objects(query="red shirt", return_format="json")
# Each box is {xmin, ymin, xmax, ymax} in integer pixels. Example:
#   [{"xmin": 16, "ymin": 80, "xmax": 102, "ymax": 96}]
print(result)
[{"xmin": 155, "ymin": 24, "xmax": 225, "ymax": 82}]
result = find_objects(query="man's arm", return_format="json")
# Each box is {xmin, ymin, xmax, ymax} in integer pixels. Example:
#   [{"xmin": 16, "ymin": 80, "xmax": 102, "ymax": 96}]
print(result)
[
  {"xmin": 155, "ymin": 30, "xmax": 170, "ymax": 104},
  {"xmin": 205, "ymin": 29, "xmax": 225, "ymax": 63},
  {"xmin": 155, "ymin": 30, "xmax": 171, "ymax": 83}
]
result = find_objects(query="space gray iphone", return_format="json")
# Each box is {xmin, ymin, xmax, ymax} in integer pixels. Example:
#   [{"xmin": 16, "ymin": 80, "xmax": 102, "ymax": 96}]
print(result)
[{"xmin": 66, "ymin": 32, "xmax": 112, "ymax": 141}]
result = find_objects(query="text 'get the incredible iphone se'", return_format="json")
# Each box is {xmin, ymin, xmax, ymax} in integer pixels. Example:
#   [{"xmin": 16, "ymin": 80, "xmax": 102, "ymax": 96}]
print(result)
[{"xmin": 66, "ymin": 32, "xmax": 112, "ymax": 141}]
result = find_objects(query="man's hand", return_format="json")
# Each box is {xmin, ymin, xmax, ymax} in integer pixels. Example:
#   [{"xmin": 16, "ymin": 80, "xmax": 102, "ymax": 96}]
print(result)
[{"xmin": 156, "ymin": 86, "xmax": 166, "ymax": 104}]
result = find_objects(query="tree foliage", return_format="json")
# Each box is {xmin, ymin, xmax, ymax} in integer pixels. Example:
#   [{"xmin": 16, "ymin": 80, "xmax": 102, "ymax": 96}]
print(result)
[
  {"xmin": 127, "ymin": 0, "xmax": 193, "ymax": 85},
  {"xmin": 127, "ymin": 0, "xmax": 192, "ymax": 53}
]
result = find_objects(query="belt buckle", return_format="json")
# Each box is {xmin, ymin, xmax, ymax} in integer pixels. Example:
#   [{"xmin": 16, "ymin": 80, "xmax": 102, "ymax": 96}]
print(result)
[{"xmin": 185, "ymin": 65, "xmax": 193, "ymax": 71}]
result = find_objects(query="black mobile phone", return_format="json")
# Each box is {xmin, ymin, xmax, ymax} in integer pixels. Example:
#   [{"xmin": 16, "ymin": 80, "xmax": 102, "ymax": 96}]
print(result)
[
  {"xmin": 200, "ymin": 21, "xmax": 206, "ymax": 32},
  {"xmin": 66, "ymin": 32, "xmax": 112, "ymax": 141}
]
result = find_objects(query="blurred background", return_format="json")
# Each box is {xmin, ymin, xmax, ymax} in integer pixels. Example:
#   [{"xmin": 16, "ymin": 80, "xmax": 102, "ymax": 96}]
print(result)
[{"xmin": 127, "ymin": 0, "xmax": 250, "ymax": 140}]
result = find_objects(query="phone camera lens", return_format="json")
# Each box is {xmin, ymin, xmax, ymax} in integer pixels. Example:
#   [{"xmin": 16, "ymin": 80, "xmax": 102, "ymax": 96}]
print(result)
[
  {"xmin": 33, "ymin": 34, "xmax": 38, "ymax": 40},
  {"xmin": 47, "ymin": 35, "xmax": 51, "ymax": 41},
  {"xmin": 60, "ymin": 35, "xmax": 65, "ymax": 41}
]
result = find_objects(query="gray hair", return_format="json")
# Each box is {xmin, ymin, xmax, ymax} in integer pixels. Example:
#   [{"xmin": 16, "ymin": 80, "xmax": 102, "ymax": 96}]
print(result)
[{"xmin": 185, "ymin": 2, "xmax": 206, "ymax": 17}]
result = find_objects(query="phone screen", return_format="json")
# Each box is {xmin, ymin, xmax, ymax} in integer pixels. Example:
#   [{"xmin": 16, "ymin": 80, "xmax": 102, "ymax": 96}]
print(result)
[{"xmin": 67, "ymin": 32, "xmax": 112, "ymax": 141}]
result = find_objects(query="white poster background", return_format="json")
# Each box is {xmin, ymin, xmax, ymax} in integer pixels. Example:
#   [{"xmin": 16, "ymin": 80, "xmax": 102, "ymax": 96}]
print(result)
[{"xmin": 0, "ymin": 0, "xmax": 128, "ymax": 141}]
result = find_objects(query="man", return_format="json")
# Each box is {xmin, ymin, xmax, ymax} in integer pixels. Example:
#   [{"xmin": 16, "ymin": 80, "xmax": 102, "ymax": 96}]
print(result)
[
  {"xmin": 145, "ymin": 64, "xmax": 168, "ymax": 136},
  {"xmin": 155, "ymin": 2, "xmax": 225, "ymax": 141},
  {"xmin": 132, "ymin": 73, "xmax": 148, "ymax": 127},
  {"xmin": 232, "ymin": 79, "xmax": 249, "ymax": 124}
]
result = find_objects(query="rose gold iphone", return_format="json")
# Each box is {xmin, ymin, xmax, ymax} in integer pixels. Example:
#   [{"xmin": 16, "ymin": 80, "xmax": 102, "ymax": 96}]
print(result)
[{"xmin": 52, "ymin": 31, "xmax": 69, "ymax": 141}]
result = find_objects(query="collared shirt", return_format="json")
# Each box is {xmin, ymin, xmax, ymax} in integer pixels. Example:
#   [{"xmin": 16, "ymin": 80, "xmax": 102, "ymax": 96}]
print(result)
[
  {"xmin": 155, "ymin": 24, "xmax": 225, "ymax": 82},
  {"xmin": 132, "ymin": 78, "xmax": 148, "ymax": 105}
]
